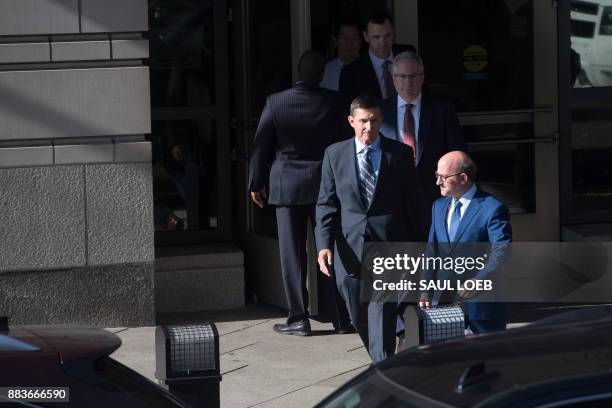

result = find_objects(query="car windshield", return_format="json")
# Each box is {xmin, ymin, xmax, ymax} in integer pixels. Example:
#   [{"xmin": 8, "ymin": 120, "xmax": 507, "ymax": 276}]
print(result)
[{"xmin": 318, "ymin": 369, "xmax": 453, "ymax": 408}]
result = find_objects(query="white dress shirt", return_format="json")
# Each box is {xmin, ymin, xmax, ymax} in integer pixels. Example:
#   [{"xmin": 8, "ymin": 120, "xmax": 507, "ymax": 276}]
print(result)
[
  {"xmin": 447, "ymin": 183, "xmax": 477, "ymax": 233},
  {"xmin": 396, "ymin": 92, "xmax": 422, "ymax": 146},
  {"xmin": 355, "ymin": 136, "xmax": 382, "ymax": 181},
  {"xmin": 320, "ymin": 57, "xmax": 343, "ymax": 91}
]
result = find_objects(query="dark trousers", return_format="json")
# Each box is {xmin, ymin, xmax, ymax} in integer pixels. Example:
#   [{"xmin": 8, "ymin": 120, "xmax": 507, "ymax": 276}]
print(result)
[
  {"xmin": 276, "ymin": 205, "xmax": 350, "ymax": 328},
  {"xmin": 335, "ymin": 273, "xmax": 396, "ymax": 363}
]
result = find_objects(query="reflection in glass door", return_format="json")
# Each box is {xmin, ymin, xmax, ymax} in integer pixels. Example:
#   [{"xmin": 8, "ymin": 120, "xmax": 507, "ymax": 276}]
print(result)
[
  {"xmin": 147, "ymin": 0, "xmax": 230, "ymax": 243},
  {"xmin": 560, "ymin": 1, "xmax": 612, "ymax": 224},
  {"xmin": 414, "ymin": 0, "xmax": 559, "ymax": 241}
]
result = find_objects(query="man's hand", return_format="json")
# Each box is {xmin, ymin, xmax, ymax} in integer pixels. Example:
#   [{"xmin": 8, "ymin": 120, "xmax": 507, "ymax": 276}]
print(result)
[
  {"xmin": 250, "ymin": 187, "xmax": 267, "ymax": 208},
  {"xmin": 419, "ymin": 294, "xmax": 430, "ymax": 309},
  {"xmin": 458, "ymin": 280, "xmax": 478, "ymax": 299},
  {"xmin": 318, "ymin": 249, "xmax": 333, "ymax": 277}
]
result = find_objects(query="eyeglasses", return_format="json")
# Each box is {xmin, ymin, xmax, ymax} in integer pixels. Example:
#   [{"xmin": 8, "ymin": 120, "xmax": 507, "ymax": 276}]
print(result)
[
  {"xmin": 434, "ymin": 172, "xmax": 463, "ymax": 181},
  {"xmin": 393, "ymin": 73, "xmax": 424, "ymax": 81}
]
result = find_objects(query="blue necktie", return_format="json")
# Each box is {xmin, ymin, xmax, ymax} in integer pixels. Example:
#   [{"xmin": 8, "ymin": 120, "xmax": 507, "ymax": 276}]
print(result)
[
  {"xmin": 448, "ymin": 200, "xmax": 463, "ymax": 241},
  {"xmin": 359, "ymin": 148, "xmax": 376, "ymax": 208}
]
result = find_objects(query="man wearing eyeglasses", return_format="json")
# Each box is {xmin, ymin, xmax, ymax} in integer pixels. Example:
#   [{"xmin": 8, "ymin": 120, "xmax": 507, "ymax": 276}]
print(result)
[
  {"xmin": 420, "ymin": 151, "xmax": 512, "ymax": 334},
  {"xmin": 380, "ymin": 51, "xmax": 466, "ymax": 217}
]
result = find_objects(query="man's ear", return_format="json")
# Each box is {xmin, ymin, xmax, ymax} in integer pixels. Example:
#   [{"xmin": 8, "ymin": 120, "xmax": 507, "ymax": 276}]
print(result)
[
  {"xmin": 347, "ymin": 115, "xmax": 355, "ymax": 127},
  {"xmin": 363, "ymin": 30, "xmax": 369, "ymax": 43}
]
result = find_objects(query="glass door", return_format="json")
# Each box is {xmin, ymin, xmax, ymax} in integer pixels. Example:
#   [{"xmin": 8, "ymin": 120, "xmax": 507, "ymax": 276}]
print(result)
[
  {"xmin": 559, "ymin": 0, "xmax": 612, "ymax": 225},
  {"xmin": 398, "ymin": 0, "xmax": 560, "ymax": 241},
  {"xmin": 147, "ymin": 0, "xmax": 231, "ymax": 244}
]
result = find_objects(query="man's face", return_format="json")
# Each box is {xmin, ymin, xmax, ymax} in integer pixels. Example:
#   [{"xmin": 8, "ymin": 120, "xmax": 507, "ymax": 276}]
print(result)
[
  {"xmin": 336, "ymin": 25, "xmax": 361, "ymax": 62},
  {"xmin": 364, "ymin": 20, "xmax": 394, "ymax": 59},
  {"xmin": 349, "ymin": 107, "xmax": 382, "ymax": 146},
  {"xmin": 436, "ymin": 158, "xmax": 469, "ymax": 198},
  {"xmin": 393, "ymin": 59, "xmax": 424, "ymax": 101}
]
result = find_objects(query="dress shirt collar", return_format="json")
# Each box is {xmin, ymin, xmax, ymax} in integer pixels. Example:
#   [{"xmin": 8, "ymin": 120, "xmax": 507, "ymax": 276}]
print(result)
[
  {"xmin": 397, "ymin": 92, "xmax": 422, "ymax": 109},
  {"xmin": 368, "ymin": 49, "xmax": 394, "ymax": 70},
  {"xmin": 355, "ymin": 135, "xmax": 381, "ymax": 154},
  {"xmin": 453, "ymin": 183, "xmax": 477, "ymax": 207}
]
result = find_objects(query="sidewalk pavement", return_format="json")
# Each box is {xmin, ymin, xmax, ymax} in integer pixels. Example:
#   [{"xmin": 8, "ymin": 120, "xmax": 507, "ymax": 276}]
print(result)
[{"xmin": 108, "ymin": 305, "xmax": 371, "ymax": 408}]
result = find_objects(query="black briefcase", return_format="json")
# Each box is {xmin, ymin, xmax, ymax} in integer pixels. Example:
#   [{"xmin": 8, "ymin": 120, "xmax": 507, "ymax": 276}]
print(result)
[{"xmin": 401, "ymin": 305, "xmax": 467, "ymax": 349}]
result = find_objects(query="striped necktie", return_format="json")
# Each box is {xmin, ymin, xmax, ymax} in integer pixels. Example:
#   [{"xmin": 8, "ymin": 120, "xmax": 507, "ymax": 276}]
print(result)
[{"xmin": 359, "ymin": 147, "xmax": 376, "ymax": 208}]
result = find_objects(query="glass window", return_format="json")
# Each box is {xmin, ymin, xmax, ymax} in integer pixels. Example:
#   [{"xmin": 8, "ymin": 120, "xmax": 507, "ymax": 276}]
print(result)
[
  {"xmin": 571, "ymin": 101, "xmax": 612, "ymax": 210},
  {"xmin": 463, "ymin": 123, "xmax": 535, "ymax": 214},
  {"xmin": 148, "ymin": 0, "xmax": 215, "ymax": 107},
  {"xmin": 571, "ymin": 1, "xmax": 612, "ymax": 87},
  {"xmin": 249, "ymin": 1, "xmax": 292, "ymax": 115},
  {"xmin": 150, "ymin": 119, "xmax": 218, "ymax": 232},
  {"xmin": 418, "ymin": 0, "xmax": 533, "ymax": 111}
]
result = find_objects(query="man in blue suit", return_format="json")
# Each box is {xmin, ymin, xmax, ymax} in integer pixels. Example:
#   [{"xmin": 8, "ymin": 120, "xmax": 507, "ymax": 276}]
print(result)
[
  {"xmin": 316, "ymin": 95, "xmax": 427, "ymax": 362},
  {"xmin": 419, "ymin": 151, "xmax": 512, "ymax": 334}
]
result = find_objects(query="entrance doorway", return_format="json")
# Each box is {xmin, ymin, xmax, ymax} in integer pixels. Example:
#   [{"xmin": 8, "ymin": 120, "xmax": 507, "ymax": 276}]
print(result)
[
  {"xmin": 399, "ymin": 0, "xmax": 560, "ymax": 241},
  {"xmin": 147, "ymin": 0, "xmax": 231, "ymax": 245}
]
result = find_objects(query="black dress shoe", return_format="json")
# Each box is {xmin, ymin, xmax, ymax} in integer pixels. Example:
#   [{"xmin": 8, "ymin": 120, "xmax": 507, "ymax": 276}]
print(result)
[
  {"xmin": 273, "ymin": 320, "xmax": 311, "ymax": 336},
  {"xmin": 334, "ymin": 325, "xmax": 356, "ymax": 335}
]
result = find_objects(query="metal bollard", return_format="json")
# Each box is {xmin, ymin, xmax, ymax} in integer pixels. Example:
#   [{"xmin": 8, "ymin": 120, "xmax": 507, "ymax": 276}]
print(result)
[{"xmin": 155, "ymin": 323, "xmax": 221, "ymax": 408}]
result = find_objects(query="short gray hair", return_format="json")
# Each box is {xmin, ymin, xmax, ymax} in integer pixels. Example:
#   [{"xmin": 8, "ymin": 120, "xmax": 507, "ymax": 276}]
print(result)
[{"xmin": 393, "ymin": 51, "xmax": 424, "ymax": 71}]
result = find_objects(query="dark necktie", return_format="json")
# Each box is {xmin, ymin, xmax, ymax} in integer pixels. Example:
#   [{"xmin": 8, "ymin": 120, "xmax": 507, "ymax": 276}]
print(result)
[
  {"xmin": 381, "ymin": 60, "xmax": 395, "ymax": 99},
  {"xmin": 359, "ymin": 148, "xmax": 376, "ymax": 208},
  {"xmin": 448, "ymin": 200, "xmax": 463, "ymax": 241},
  {"xmin": 402, "ymin": 103, "xmax": 416, "ymax": 159}
]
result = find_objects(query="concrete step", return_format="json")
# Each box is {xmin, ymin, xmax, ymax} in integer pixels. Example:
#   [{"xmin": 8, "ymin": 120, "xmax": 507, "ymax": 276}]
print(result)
[{"xmin": 155, "ymin": 244, "xmax": 245, "ymax": 313}]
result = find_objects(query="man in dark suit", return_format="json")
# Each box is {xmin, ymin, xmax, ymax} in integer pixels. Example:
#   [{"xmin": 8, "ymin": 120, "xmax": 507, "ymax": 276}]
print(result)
[
  {"xmin": 316, "ymin": 95, "xmax": 425, "ymax": 363},
  {"xmin": 420, "ymin": 151, "xmax": 512, "ymax": 333},
  {"xmin": 380, "ymin": 51, "xmax": 467, "ymax": 213},
  {"xmin": 248, "ymin": 50, "xmax": 351, "ymax": 336},
  {"xmin": 339, "ymin": 13, "xmax": 416, "ymax": 106}
]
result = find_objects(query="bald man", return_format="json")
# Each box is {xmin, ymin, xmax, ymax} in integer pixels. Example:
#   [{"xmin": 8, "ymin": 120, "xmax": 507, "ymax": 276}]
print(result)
[{"xmin": 420, "ymin": 151, "xmax": 512, "ymax": 334}]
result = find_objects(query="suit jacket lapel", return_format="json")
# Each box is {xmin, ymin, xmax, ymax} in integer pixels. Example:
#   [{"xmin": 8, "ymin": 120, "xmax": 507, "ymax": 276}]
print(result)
[
  {"xmin": 439, "ymin": 198, "xmax": 452, "ymax": 242},
  {"xmin": 436, "ymin": 198, "xmax": 453, "ymax": 255},
  {"xmin": 390, "ymin": 101, "xmax": 399, "ymax": 141},
  {"xmin": 369, "ymin": 139, "xmax": 390, "ymax": 210},
  {"xmin": 452, "ymin": 193, "xmax": 482, "ymax": 246},
  {"xmin": 417, "ymin": 94, "xmax": 433, "ymax": 165},
  {"xmin": 346, "ymin": 140, "xmax": 366, "ymax": 212},
  {"xmin": 365, "ymin": 57, "xmax": 383, "ymax": 100}
]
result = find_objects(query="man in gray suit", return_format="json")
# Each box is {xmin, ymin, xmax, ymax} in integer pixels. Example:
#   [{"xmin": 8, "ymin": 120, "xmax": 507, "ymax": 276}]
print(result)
[
  {"xmin": 249, "ymin": 50, "xmax": 351, "ymax": 336},
  {"xmin": 316, "ymin": 94, "xmax": 426, "ymax": 362}
]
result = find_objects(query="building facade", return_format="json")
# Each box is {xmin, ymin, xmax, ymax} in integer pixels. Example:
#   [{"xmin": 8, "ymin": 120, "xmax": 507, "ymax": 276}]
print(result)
[{"xmin": 1, "ymin": 0, "xmax": 610, "ymax": 325}]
